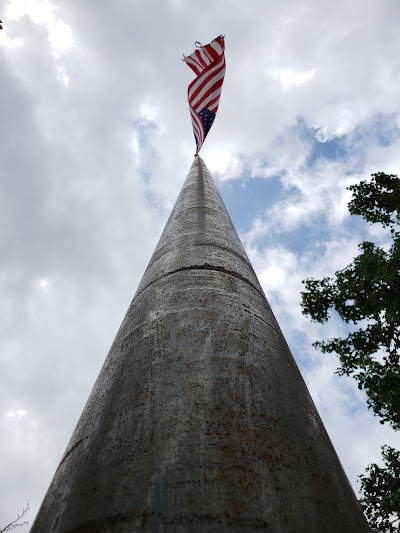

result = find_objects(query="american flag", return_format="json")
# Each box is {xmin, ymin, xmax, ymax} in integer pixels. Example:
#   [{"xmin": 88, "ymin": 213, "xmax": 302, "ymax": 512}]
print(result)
[{"xmin": 183, "ymin": 35, "xmax": 226, "ymax": 154}]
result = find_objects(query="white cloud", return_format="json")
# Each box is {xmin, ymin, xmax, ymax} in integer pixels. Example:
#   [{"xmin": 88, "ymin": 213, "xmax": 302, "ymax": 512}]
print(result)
[
  {"xmin": 139, "ymin": 102, "xmax": 160, "ymax": 123},
  {"xmin": 48, "ymin": 18, "xmax": 73, "ymax": 57},
  {"xmin": 6, "ymin": 0, "xmax": 74, "ymax": 51},
  {"xmin": 6, "ymin": 409, "xmax": 27, "ymax": 418},
  {"xmin": 269, "ymin": 66, "xmax": 317, "ymax": 90}
]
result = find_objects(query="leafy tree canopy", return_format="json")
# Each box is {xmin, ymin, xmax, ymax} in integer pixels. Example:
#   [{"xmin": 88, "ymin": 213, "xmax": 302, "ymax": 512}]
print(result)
[
  {"xmin": 359, "ymin": 445, "xmax": 400, "ymax": 532},
  {"xmin": 301, "ymin": 172, "xmax": 400, "ymax": 429},
  {"xmin": 301, "ymin": 173, "xmax": 400, "ymax": 531}
]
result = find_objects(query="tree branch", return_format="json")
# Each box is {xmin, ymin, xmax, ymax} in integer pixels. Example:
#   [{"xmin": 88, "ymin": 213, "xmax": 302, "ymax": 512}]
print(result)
[{"xmin": 0, "ymin": 504, "xmax": 30, "ymax": 533}]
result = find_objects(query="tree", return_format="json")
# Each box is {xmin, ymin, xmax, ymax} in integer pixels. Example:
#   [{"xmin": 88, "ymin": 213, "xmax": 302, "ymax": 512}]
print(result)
[
  {"xmin": 0, "ymin": 504, "xmax": 29, "ymax": 533},
  {"xmin": 300, "ymin": 172, "xmax": 400, "ymax": 531},
  {"xmin": 301, "ymin": 172, "xmax": 400, "ymax": 429},
  {"xmin": 359, "ymin": 445, "xmax": 400, "ymax": 532}
]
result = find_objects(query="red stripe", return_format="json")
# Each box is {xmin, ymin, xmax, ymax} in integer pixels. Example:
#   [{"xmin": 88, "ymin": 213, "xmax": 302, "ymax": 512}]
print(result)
[
  {"xmin": 184, "ymin": 55, "xmax": 202, "ymax": 75},
  {"xmin": 201, "ymin": 92, "xmax": 221, "ymax": 113},
  {"xmin": 187, "ymin": 54, "xmax": 225, "ymax": 101},
  {"xmin": 190, "ymin": 107, "xmax": 204, "ymax": 150},
  {"xmin": 202, "ymin": 46, "xmax": 213, "ymax": 62},
  {"xmin": 191, "ymin": 65, "xmax": 225, "ymax": 105},
  {"xmin": 194, "ymin": 76, "xmax": 224, "ymax": 112},
  {"xmin": 206, "ymin": 46, "xmax": 219, "ymax": 61},
  {"xmin": 183, "ymin": 36, "xmax": 225, "ymax": 75},
  {"xmin": 199, "ymin": 47, "xmax": 212, "ymax": 64},
  {"xmin": 189, "ymin": 104, "xmax": 203, "ymax": 141},
  {"xmin": 208, "ymin": 99, "xmax": 220, "ymax": 113},
  {"xmin": 188, "ymin": 56, "xmax": 225, "ymax": 104},
  {"xmin": 194, "ymin": 50, "xmax": 208, "ymax": 70}
]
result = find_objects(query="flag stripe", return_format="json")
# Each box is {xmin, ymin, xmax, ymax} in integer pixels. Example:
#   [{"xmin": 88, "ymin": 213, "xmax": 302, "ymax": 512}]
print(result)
[
  {"xmin": 191, "ymin": 68, "xmax": 225, "ymax": 109},
  {"xmin": 198, "ymin": 48, "xmax": 212, "ymax": 66},
  {"xmin": 201, "ymin": 46, "xmax": 214, "ymax": 62},
  {"xmin": 195, "ymin": 85, "xmax": 224, "ymax": 114},
  {"xmin": 184, "ymin": 36, "xmax": 224, "ymax": 76},
  {"xmin": 195, "ymin": 50, "xmax": 209, "ymax": 69},
  {"xmin": 194, "ymin": 82, "xmax": 224, "ymax": 115},
  {"xmin": 190, "ymin": 108, "xmax": 204, "ymax": 148},
  {"xmin": 188, "ymin": 54, "xmax": 225, "ymax": 101},
  {"xmin": 190, "ymin": 107, "xmax": 203, "ymax": 140},
  {"xmin": 210, "ymin": 40, "xmax": 223, "ymax": 56},
  {"xmin": 189, "ymin": 105, "xmax": 203, "ymax": 138},
  {"xmin": 208, "ymin": 98, "xmax": 220, "ymax": 113},
  {"xmin": 185, "ymin": 56, "xmax": 203, "ymax": 74}
]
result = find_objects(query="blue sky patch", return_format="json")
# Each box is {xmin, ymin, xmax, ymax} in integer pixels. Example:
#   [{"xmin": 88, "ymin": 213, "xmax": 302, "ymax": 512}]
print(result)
[
  {"xmin": 219, "ymin": 175, "xmax": 282, "ymax": 234},
  {"xmin": 306, "ymin": 137, "xmax": 347, "ymax": 168}
]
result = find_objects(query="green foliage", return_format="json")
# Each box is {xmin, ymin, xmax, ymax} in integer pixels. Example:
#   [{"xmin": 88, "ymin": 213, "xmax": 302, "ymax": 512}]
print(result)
[
  {"xmin": 359, "ymin": 446, "xmax": 400, "ymax": 532},
  {"xmin": 301, "ymin": 173, "xmax": 400, "ymax": 429},
  {"xmin": 348, "ymin": 172, "xmax": 400, "ymax": 229},
  {"xmin": 301, "ymin": 172, "xmax": 400, "ymax": 530}
]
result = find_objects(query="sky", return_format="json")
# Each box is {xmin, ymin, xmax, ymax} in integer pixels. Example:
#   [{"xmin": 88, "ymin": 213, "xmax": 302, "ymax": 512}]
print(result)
[{"xmin": 1, "ymin": 0, "xmax": 400, "ymax": 528}]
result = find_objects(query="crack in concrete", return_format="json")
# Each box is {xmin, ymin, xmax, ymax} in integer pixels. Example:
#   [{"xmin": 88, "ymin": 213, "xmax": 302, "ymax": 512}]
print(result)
[
  {"xmin": 56, "ymin": 435, "xmax": 89, "ymax": 472},
  {"xmin": 133, "ymin": 263, "xmax": 282, "ymax": 336},
  {"xmin": 136, "ymin": 263, "xmax": 264, "ymax": 301},
  {"xmin": 194, "ymin": 241, "xmax": 253, "ymax": 270}
]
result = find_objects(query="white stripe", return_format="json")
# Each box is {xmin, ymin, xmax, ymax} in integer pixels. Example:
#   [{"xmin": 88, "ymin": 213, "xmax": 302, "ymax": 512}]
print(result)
[
  {"xmin": 185, "ymin": 56, "xmax": 202, "ymax": 73},
  {"xmin": 191, "ymin": 115, "xmax": 201, "ymax": 143},
  {"xmin": 198, "ymin": 48, "xmax": 211, "ymax": 67},
  {"xmin": 191, "ymin": 111, "xmax": 204, "ymax": 148},
  {"xmin": 208, "ymin": 100, "xmax": 218, "ymax": 112},
  {"xmin": 184, "ymin": 53, "xmax": 198, "ymax": 64},
  {"xmin": 195, "ymin": 85, "xmax": 222, "ymax": 113},
  {"xmin": 190, "ymin": 68, "xmax": 225, "ymax": 108},
  {"xmin": 202, "ymin": 46, "xmax": 213, "ymax": 61},
  {"xmin": 188, "ymin": 54, "xmax": 224, "ymax": 100},
  {"xmin": 210, "ymin": 40, "xmax": 223, "ymax": 55},
  {"xmin": 190, "ymin": 107, "xmax": 203, "ymax": 145},
  {"xmin": 192, "ymin": 110, "xmax": 203, "ymax": 145}
]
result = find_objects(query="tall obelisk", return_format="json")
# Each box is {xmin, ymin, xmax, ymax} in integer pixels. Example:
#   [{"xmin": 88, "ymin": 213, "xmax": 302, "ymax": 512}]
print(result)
[{"xmin": 31, "ymin": 157, "xmax": 369, "ymax": 532}]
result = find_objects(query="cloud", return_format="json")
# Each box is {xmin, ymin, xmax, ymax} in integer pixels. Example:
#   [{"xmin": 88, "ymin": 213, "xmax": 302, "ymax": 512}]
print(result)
[{"xmin": 269, "ymin": 66, "xmax": 317, "ymax": 90}]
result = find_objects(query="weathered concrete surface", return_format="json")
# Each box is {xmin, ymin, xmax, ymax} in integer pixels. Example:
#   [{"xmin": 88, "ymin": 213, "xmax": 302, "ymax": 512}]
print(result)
[{"xmin": 31, "ymin": 157, "xmax": 370, "ymax": 532}]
